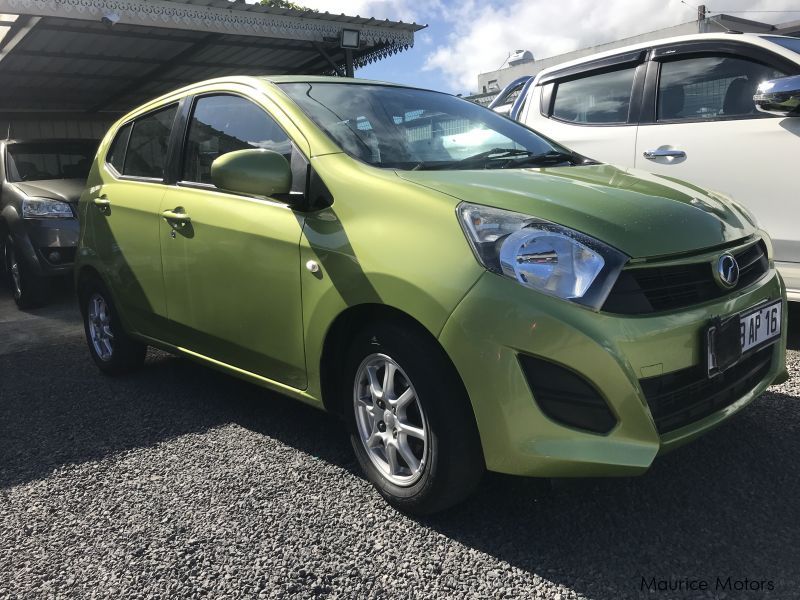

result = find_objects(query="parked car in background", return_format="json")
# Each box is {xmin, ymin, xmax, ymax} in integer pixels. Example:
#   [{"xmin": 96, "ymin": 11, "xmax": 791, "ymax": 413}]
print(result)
[
  {"xmin": 76, "ymin": 76, "xmax": 787, "ymax": 514},
  {"xmin": 1, "ymin": 138, "xmax": 98, "ymax": 307},
  {"xmin": 516, "ymin": 33, "xmax": 800, "ymax": 300}
]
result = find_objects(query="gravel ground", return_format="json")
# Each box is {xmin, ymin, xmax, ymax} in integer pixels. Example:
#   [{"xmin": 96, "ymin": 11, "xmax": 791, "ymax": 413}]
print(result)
[{"xmin": 1, "ymin": 287, "xmax": 799, "ymax": 600}]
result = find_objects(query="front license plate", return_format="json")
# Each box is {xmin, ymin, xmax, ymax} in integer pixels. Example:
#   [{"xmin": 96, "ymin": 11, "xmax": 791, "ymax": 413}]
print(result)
[{"xmin": 707, "ymin": 299, "xmax": 782, "ymax": 377}]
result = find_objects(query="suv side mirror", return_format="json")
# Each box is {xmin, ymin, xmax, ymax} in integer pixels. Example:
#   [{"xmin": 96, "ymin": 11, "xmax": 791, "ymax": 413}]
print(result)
[
  {"xmin": 754, "ymin": 75, "xmax": 800, "ymax": 117},
  {"xmin": 211, "ymin": 149, "xmax": 292, "ymax": 198}
]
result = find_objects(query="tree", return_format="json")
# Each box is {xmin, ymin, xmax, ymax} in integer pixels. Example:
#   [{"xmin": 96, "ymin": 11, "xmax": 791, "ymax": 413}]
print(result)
[{"xmin": 259, "ymin": 0, "xmax": 316, "ymax": 10}]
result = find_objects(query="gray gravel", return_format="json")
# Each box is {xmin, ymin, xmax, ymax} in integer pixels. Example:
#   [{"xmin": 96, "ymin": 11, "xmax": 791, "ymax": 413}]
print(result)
[{"xmin": 1, "ymin": 287, "xmax": 799, "ymax": 600}]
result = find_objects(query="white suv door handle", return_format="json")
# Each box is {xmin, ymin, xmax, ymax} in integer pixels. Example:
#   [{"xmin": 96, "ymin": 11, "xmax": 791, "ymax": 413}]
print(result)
[{"xmin": 643, "ymin": 149, "xmax": 686, "ymax": 160}]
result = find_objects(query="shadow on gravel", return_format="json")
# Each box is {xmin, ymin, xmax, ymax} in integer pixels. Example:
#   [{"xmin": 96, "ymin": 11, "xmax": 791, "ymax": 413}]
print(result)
[
  {"xmin": 0, "ymin": 341, "xmax": 354, "ymax": 490},
  {"xmin": 420, "ymin": 388, "xmax": 800, "ymax": 596}
]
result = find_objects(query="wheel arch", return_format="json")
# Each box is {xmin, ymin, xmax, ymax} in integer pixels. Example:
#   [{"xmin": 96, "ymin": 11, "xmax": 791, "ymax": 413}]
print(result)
[{"xmin": 318, "ymin": 303, "xmax": 470, "ymax": 419}]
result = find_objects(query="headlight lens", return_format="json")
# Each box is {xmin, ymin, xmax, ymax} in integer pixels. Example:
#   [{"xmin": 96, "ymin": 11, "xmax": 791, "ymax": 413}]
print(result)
[
  {"xmin": 458, "ymin": 202, "xmax": 627, "ymax": 309},
  {"xmin": 22, "ymin": 197, "xmax": 74, "ymax": 219}
]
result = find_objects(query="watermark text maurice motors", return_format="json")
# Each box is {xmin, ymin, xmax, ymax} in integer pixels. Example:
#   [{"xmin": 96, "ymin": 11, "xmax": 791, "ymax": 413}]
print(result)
[{"xmin": 640, "ymin": 576, "xmax": 775, "ymax": 594}]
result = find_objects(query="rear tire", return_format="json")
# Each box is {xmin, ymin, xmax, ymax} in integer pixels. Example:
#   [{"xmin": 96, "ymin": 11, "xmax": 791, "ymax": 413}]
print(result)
[
  {"xmin": 4, "ymin": 235, "xmax": 49, "ymax": 308},
  {"xmin": 343, "ymin": 320, "xmax": 484, "ymax": 515},
  {"xmin": 79, "ymin": 276, "xmax": 146, "ymax": 375}
]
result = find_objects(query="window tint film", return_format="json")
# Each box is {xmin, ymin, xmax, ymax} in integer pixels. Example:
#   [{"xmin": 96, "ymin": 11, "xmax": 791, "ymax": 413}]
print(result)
[
  {"xmin": 657, "ymin": 56, "xmax": 787, "ymax": 121},
  {"xmin": 279, "ymin": 83, "xmax": 563, "ymax": 170},
  {"xmin": 182, "ymin": 95, "xmax": 292, "ymax": 185},
  {"xmin": 552, "ymin": 68, "xmax": 636, "ymax": 124},
  {"xmin": 123, "ymin": 105, "xmax": 177, "ymax": 179},
  {"xmin": 107, "ymin": 122, "xmax": 132, "ymax": 174}
]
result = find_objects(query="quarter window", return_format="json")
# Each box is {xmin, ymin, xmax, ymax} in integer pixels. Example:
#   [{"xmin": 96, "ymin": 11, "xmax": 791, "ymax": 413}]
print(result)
[
  {"xmin": 106, "ymin": 122, "xmax": 132, "ymax": 174},
  {"xmin": 657, "ymin": 56, "xmax": 788, "ymax": 121},
  {"xmin": 552, "ymin": 67, "xmax": 636, "ymax": 124},
  {"xmin": 182, "ymin": 95, "xmax": 292, "ymax": 185},
  {"xmin": 123, "ymin": 105, "xmax": 177, "ymax": 179}
]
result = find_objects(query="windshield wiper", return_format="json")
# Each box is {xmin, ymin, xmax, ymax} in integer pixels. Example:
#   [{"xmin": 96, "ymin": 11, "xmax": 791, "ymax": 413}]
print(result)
[
  {"xmin": 501, "ymin": 150, "xmax": 595, "ymax": 168},
  {"xmin": 411, "ymin": 148, "xmax": 535, "ymax": 171}
]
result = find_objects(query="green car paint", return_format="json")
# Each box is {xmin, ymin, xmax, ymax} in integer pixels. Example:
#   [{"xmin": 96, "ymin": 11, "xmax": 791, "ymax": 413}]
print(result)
[{"xmin": 77, "ymin": 76, "xmax": 788, "ymax": 479}]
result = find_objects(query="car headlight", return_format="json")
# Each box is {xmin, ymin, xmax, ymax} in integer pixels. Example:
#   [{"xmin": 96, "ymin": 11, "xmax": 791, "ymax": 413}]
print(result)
[
  {"xmin": 22, "ymin": 197, "xmax": 74, "ymax": 219},
  {"xmin": 458, "ymin": 202, "xmax": 628, "ymax": 309}
]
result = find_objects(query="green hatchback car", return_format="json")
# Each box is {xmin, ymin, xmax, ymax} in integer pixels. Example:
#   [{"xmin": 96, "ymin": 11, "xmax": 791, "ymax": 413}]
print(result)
[{"xmin": 76, "ymin": 76, "xmax": 788, "ymax": 514}]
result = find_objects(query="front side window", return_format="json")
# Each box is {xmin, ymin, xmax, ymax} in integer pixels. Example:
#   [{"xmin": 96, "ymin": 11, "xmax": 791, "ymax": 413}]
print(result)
[
  {"xmin": 182, "ymin": 95, "xmax": 292, "ymax": 185},
  {"xmin": 552, "ymin": 67, "xmax": 636, "ymax": 124},
  {"xmin": 657, "ymin": 56, "xmax": 788, "ymax": 121},
  {"xmin": 6, "ymin": 140, "xmax": 96, "ymax": 182},
  {"xmin": 279, "ymin": 83, "xmax": 575, "ymax": 170},
  {"xmin": 123, "ymin": 104, "xmax": 177, "ymax": 179}
]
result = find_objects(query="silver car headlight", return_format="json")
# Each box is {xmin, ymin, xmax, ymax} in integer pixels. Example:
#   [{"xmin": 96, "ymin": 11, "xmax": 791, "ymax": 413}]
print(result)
[
  {"xmin": 22, "ymin": 197, "xmax": 74, "ymax": 219},
  {"xmin": 458, "ymin": 202, "xmax": 627, "ymax": 309}
]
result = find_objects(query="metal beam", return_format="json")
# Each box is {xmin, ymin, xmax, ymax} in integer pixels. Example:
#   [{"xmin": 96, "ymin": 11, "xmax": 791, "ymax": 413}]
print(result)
[
  {"xmin": 88, "ymin": 32, "xmax": 224, "ymax": 112},
  {"xmin": 311, "ymin": 42, "xmax": 343, "ymax": 76},
  {"xmin": 0, "ymin": 15, "xmax": 40, "ymax": 65}
]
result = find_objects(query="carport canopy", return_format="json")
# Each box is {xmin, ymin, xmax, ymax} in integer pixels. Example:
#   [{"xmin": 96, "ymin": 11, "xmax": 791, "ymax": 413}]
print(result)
[{"xmin": 0, "ymin": 0, "xmax": 424, "ymax": 117}]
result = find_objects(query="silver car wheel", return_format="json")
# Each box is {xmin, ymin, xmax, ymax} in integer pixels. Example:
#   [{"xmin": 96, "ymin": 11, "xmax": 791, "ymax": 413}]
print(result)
[
  {"xmin": 354, "ymin": 353, "xmax": 429, "ymax": 487},
  {"xmin": 87, "ymin": 293, "xmax": 114, "ymax": 361}
]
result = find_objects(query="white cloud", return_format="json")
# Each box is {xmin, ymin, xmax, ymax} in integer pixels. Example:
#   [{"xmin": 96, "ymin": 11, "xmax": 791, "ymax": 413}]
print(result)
[{"xmin": 423, "ymin": 0, "xmax": 800, "ymax": 93}]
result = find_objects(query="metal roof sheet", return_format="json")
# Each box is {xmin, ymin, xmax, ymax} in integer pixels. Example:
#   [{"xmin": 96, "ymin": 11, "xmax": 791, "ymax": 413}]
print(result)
[{"xmin": 0, "ymin": 0, "xmax": 425, "ymax": 114}]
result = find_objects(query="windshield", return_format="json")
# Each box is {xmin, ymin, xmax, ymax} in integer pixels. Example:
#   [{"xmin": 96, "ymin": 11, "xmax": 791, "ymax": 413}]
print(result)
[
  {"xmin": 764, "ymin": 36, "xmax": 800, "ymax": 56},
  {"xmin": 6, "ymin": 141, "xmax": 97, "ymax": 182},
  {"xmin": 278, "ymin": 82, "xmax": 585, "ymax": 170}
]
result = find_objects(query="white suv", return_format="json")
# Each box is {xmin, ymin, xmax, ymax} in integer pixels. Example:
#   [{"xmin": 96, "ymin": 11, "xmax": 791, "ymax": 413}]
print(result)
[{"xmin": 518, "ymin": 33, "xmax": 800, "ymax": 300}]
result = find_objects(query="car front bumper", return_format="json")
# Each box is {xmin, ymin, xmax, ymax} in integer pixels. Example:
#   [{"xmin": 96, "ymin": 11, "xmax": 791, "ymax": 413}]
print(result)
[
  {"xmin": 8, "ymin": 216, "xmax": 79, "ymax": 276},
  {"xmin": 438, "ymin": 269, "xmax": 788, "ymax": 477}
]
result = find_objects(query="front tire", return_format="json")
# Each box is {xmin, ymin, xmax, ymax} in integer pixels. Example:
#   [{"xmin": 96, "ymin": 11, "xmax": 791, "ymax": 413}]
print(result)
[
  {"xmin": 343, "ymin": 320, "xmax": 484, "ymax": 515},
  {"xmin": 4, "ymin": 235, "xmax": 49, "ymax": 308},
  {"xmin": 79, "ymin": 277, "xmax": 146, "ymax": 375}
]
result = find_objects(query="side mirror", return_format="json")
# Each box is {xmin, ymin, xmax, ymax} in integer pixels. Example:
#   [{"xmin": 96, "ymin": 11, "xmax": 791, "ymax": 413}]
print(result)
[
  {"xmin": 754, "ymin": 75, "xmax": 800, "ymax": 117},
  {"xmin": 210, "ymin": 149, "xmax": 292, "ymax": 198}
]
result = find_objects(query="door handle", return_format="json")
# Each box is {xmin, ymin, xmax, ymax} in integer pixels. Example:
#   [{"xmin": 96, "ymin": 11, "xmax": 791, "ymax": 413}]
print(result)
[
  {"xmin": 93, "ymin": 196, "xmax": 110, "ymax": 208},
  {"xmin": 161, "ymin": 209, "xmax": 191, "ymax": 226},
  {"xmin": 643, "ymin": 149, "xmax": 686, "ymax": 160}
]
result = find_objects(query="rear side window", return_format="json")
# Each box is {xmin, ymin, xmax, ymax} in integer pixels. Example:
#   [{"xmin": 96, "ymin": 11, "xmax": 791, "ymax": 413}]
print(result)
[
  {"xmin": 182, "ymin": 95, "xmax": 292, "ymax": 185},
  {"xmin": 106, "ymin": 122, "xmax": 132, "ymax": 174},
  {"xmin": 552, "ymin": 67, "xmax": 636, "ymax": 124},
  {"xmin": 657, "ymin": 56, "xmax": 788, "ymax": 121},
  {"xmin": 123, "ymin": 104, "xmax": 177, "ymax": 179}
]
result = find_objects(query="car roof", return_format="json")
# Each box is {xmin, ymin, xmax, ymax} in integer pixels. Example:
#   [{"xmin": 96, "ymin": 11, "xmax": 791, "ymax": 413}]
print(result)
[{"xmin": 533, "ymin": 32, "xmax": 800, "ymax": 80}]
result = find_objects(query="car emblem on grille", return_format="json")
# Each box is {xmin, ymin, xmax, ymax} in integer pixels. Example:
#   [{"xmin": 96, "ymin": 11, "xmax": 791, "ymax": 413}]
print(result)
[{"xmin": 716, "ymin": 253, "xmax": 740, "ymax": 288}]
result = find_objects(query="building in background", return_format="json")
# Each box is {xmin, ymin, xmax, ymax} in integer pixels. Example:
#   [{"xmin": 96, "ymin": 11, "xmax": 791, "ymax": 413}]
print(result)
[{"xmin": 470, "ymin": 12, "xmax": 800, "ymax": 107}]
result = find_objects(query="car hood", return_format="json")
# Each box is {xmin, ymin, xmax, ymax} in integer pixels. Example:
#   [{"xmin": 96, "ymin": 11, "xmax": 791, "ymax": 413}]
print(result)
[
  {"xmin": 13, "ymin": 179, "xmax": 86, "ymax": 204},
  {"xmin": 396, "ymin": 164, "xmax": 757, "ymax": 259}
]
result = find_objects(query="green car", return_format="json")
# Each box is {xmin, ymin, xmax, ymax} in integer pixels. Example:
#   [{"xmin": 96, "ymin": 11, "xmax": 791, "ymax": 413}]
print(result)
[{"xmin": 76, "ymin": 76, "xmax": 788, "ymax": 514}]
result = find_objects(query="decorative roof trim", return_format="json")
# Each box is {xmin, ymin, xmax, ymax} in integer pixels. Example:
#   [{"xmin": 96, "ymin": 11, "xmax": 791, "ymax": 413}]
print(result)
[{"xmin": 0, "ymin": 0, "xmax": 417, "ymax": 46}]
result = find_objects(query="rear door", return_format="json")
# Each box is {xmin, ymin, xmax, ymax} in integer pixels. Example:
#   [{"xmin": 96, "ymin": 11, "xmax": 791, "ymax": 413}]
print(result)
[
  {"xmin": 158, "ymin": 92, "xmax": 308, "ymax": 388},
  {"xmin": 522, "ymin": 51, "xmax": 646, "ymax": 165},
  {"xmin": 86, "ymin": 104, "xmax": 178, "ymax": 337},
  {"xmin": 634, "ymin": 40, "xmax": 800, "ymax": 283}
]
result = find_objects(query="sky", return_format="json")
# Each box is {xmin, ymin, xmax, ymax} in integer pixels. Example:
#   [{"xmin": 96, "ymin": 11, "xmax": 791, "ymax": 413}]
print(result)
[{"xmin": 248, "ymin": 0, "xmax": 800, "ymax": 95}]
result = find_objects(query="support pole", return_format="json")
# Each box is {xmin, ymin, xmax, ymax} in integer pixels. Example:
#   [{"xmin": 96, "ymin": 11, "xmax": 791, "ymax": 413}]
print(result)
[{"xmin": 345, "ymin": 49, "xmax": 354, "ymax": 78}]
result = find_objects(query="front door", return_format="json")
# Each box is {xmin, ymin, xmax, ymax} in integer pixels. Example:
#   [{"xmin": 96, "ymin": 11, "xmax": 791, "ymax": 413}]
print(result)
[
  {"xmin": 634, "ymin": 50, "xmax": 799, "ymax": 285},
  {"xmin": 159, "ymin": 94, "xmax": 307, "ymax": 388}
]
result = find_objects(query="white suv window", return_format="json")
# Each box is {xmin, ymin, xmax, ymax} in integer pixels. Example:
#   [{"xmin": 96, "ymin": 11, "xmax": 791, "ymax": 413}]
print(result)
[
  {"xmin": 657, "ymin": 56, "xmax": 787, "ymax": 121},
  {"xmin": 551, "ymin": 67, "xmax": 636, "ymax": 124}
]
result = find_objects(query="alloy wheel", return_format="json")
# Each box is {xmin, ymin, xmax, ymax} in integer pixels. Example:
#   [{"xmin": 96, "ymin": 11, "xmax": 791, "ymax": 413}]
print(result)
[
  {"xmin": 87, "ymin": 293, "xmax": 114, "ymax": 361},
  {"xmin": 353, "ymin": 353, "xmax": 429, "ymax": 486}
]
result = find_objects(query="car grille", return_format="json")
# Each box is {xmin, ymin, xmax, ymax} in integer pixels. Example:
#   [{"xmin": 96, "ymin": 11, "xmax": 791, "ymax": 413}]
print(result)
[
  {"xmin": 602, "ymin": 240, "xmax": 769, "ymax": 315},
  {"xmin": 639, "ymin": 345, "xmax": 773, "ymax": 435}
]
